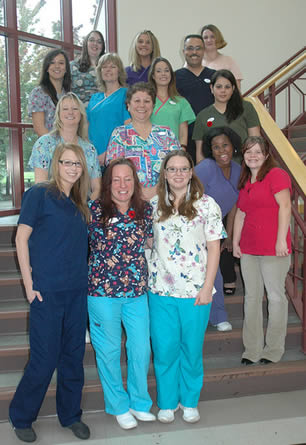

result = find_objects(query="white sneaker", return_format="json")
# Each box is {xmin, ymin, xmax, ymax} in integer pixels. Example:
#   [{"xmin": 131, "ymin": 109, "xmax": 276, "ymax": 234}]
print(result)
[
  {"xmin": 157, "ymin": 406, "xmax": 179, "ymax": 423},
  {"xmin": 179, "ymin": 404, "xmax": 200, "ymax": 423},
  {"xmin": 214, "ymin": 321, "xmax": 232, "ymax": 332},
  {"xmin": 129, "ymin": 409, "xmax": 156, "ymax": 421},
  {"xmin": 116, "ymin": 411, "xmax": 138, "ymax": 429}
]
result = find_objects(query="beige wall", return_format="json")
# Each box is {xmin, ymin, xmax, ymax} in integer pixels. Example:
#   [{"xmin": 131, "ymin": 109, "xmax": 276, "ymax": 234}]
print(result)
[{"xmin": 114, "ymin": 0, "xmax": 305, "ymax": 93}]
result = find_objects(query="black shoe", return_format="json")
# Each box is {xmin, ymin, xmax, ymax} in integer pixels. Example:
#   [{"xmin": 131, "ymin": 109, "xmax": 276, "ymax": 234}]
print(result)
[
  {"xmin": 241, "ymin": 358, "xmax": 255, "ymax": 366},
  {"xmin": 67, "ymin": 421, "xmax": 90, "ymax": 440},
  {"xmin": 260, "ymin": 358, "xmax": 273, "ymax": 364},
  {"xmin": 223, "ymin": 286, "xmax": 236, "ymax": 295},
  {"xmin": 13, "ymin": 427, "xmax": 37, "ymax": 443}
]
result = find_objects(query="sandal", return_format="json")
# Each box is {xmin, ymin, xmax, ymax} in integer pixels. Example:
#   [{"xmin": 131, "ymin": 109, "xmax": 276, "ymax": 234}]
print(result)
[{"xmin": 223, "ymin": 286, "xmax": 236, "ymax": 295}]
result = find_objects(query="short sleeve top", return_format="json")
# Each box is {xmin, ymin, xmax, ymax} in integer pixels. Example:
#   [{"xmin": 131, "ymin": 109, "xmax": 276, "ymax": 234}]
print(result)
[
  {"xmin": 70, "ymin": 60, "xmax": 99, "ymax": 107},
  {"xmin": 18, "ymin": 184, "xmax": 88, "ymax": 292},
  {"xmin": 87, "ymin": 88, "xmax": 130, "ymax": 155},
  {"xmin": 28, "ymin": 86, "xmax": 64, "ymax": 132},
  {"xmin": 125, "ymin": 65, "xmax": 150, "ymax": 86},
  {"xmin": 148, "ymin": 195, "xmax": 227, "ymax": 298},
  {"xmin": 195, "ymin": 158, "xmax": 241, "ymax": 217},
  {"xmin": 237, "ymin": 168, "xmax": 292, "ymax": 255},
  {"xmin": 151, "ymin": 96, "xmax": 196, "ymax": 139},
  {"xmin": 88, "ymin": 199, "xmax": 153, "ymax": 298},
  {"xmin": 192, "ymin": 101, "xmax": 260, "ymax": 145},
  {"xmin": 29, "ymin": 133, "xmax": 101, "ymax": 179},
  {"xmin": 106, "ymin": 124, "xmax": 180, "ymax": 187},
  {"xmin": 202, "ymin": 53, "xmax": 243, "ymax": 81}
]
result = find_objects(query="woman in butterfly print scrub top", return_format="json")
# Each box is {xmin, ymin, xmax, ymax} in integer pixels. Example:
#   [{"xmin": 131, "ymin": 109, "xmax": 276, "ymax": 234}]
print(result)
[
  {"xmin": 192, "ymin": 69, "xmax": 260, "ymax": 163},
  {"xmin": 148, "ymin": 57, "xmax": 195, "ymax": 148},
  {"xmin": 148, "ymin": 150, "xmax": 226, "ymax": 424}
]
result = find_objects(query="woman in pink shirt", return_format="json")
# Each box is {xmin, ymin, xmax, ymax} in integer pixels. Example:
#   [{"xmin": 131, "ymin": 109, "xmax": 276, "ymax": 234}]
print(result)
[{"xmin": 233, "ymin": 136, "xmax": 291, "ymax": 365}]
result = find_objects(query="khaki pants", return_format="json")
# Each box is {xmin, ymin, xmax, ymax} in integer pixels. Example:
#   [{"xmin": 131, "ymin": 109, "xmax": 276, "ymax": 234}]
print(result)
[{"xmin": 241, "ymin": 254, "xmax": 291, "ymax": 363}]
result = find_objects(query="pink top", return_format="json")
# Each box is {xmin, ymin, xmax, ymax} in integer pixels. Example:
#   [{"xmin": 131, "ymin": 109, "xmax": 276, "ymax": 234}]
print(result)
[
  {"xmin": 202, "ymin": 53, "xmax": 243, "ymax": 81},
  {"xmin": 237, "ymin": 168, "xmax": 292, "ymax": 255}
]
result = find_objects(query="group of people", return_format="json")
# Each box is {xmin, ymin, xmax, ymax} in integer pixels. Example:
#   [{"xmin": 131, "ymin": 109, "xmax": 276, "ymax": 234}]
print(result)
[{"xmin": 9, "ymin": 24, "xmax": 292, "ymax": 444}]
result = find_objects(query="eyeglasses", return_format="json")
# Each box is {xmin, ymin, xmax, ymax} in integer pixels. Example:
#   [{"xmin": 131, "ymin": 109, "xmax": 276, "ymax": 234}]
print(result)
[
  {"xmin": 59, "ymin": 160, "xmax": 82, "ymax": 169},
  {"xmin": 184, "ymin": 46, "xmax": 203, "ymax": 52},
  {"xmin": 166, "ymin": 167, "xmax": 191, "ymax": 174},
  {"xmin": 88, "ymin": 38, "xmax": 103, "ymax": 44}
]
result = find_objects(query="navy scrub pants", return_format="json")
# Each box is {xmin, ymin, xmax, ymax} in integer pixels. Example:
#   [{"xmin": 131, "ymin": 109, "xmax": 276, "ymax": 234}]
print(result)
[{"xmin": 9, "ymin": 288, "xmax": 87, "ymax": 428}]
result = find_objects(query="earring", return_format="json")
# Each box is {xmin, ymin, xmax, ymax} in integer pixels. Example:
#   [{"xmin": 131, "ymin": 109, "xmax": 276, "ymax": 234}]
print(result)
[{"xmin": 185, "ymin": 181, "xmax": 191, "ymax": 201}]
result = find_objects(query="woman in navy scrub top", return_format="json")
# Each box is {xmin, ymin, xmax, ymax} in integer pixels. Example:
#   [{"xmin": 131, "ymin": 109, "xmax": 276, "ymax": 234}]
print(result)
[{"xmin": 9, "ymin": 143, "xmax": 91, "ymax": 443}]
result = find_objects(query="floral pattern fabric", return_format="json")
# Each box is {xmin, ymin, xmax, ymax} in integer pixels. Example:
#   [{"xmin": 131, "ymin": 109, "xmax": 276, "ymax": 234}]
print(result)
[
  {"xmin": 148, "ymin": 195, "xmax": 227, "ymax": 298},
  {"xmin": 28, "ymin": 86, "xmax": 65, "ymax": 133},
  {"xmin": 88, "ymin": 200, "xmax": 153, "ymax": 298},
  {"xmin": 29, "ymin": 133, "xmax": 101, "ymax": 179},
  {"xmin": 70, "ymin": 60, "xmax": 99, "ymax": 108},
  {"xmin": 106, "ymin": 124, "xmax": 180, "ymax": 187}
]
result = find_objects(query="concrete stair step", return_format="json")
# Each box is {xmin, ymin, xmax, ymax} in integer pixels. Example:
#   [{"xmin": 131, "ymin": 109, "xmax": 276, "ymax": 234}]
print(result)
[
  {"xmin": 0, "ymin": 321, "xmax": 302, "ymax": 373},
  {"xmin": 289, "ymin": 123, "xmax": 306, "ymax": 138},
  {"xmin": 0, "ymin": 247, "xmax": 19, "ymax": 272},
  {"xmin": 1, "ymin": 349, "xmax": 305, "ymax": 421},
  {"xmin": 289, "ymin": 136, "xmax": 306, "ymax": 152},
  {"xmin": 0, "ymin": 226, "xmax": 16, "ymax": 248}
]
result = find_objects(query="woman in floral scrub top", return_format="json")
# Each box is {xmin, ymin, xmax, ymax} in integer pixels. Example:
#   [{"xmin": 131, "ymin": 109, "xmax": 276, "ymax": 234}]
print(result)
[
  {"xmin": 87, "ymin": 158, "xmax": 156, "ymax": 430},
  {"xmin": 148, "ymin": 150, "xmax": 226, "ymax": 424}
]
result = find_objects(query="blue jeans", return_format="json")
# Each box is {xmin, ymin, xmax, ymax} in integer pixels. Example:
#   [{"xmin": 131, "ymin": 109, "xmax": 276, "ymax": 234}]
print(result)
[
  {"xmin": 88, "ymin": 294, "xmax": 152, "ymax": 415},
  {"xmin": 149, "ymin": 291, "xmax": 211, "ymax": 409}
]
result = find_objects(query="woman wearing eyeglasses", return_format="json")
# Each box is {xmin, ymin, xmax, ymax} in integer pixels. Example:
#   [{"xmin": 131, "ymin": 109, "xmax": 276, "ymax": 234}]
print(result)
[
  {"xmin": 148, "ymin": 150, "xmax": 226, "ymax": 424},
  {"xmin": 9, "ymin": 143, "xmax": 91, "ymax": 442},
  {"xmin": 70, "ymin": 30, "xmax": 105, "ymax": 108},
  {"xmin": 29, "ymin": 92, "xmax": 101, "ymax": 200}
]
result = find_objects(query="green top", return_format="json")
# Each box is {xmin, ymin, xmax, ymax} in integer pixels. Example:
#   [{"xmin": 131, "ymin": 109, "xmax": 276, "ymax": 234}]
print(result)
[
  {"xmin": 192, "ymin": 100, "xmax": 260, "ymax": 143},
  {"xmin": 151, "ymin": 96, "xmax": 195, "ymax": 139}
]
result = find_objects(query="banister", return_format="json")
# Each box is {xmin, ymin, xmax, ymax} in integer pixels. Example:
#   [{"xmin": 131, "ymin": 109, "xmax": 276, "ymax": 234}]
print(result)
[
  {"xmin": 244, "ymin": 47, "xmax": 306, "ymax": 96},
  {"xmin": 245, "ymin": 97, "xmax": 306, "ymax": 195},
  {"xmin": 248, "ymin": 53, "xmax": 306, "ymax": 98}
]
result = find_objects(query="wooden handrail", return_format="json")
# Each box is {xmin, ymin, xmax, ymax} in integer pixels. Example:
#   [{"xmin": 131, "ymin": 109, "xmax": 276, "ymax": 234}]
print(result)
[
  {"xmin": 249, "ymin": 53, "xmax": 306, "ymax": 97},
  {"xmin": 244, "ymin": 47, "xmax": 306, "ymax": 96},
  {"xmin": 245, "ymin": 97, "xmax": 306, "ymax": 195}
]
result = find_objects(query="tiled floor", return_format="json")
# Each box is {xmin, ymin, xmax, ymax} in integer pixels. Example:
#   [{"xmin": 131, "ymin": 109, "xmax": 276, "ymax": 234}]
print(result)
[{"xmin": 1, "ymin": 390, "xmax": 306, "ymax": 445}]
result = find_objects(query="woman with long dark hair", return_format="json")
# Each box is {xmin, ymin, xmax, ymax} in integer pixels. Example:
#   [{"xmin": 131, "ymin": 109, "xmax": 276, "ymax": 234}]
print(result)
[
  {"xmin": 28, "ymin": 49, "xmax": 71, "ymax": 137},
  {"xmin": 9, "ymin": 143, "xmax": 91, "ymax": 442},
  {"xmin": 233, "ymin": 137, "xmax": 291, "ymax": 365},
  {"xmin": 148, "ymin": 57, "xmax": 195, "ymax": 147},
  {"xmin": 192, "ymin": 69, "xmax": 260, "ymax": 163},
  {"xmin": 87, "ymin": 158, "xmax": 156, "ymax": 430},
  {"xmin": 70, "ymin": 30, "xmax": 105, "ymax": 107},
  {"xmin": 148, "ymin": 150, "xmax": 225, "ymax": 423}
]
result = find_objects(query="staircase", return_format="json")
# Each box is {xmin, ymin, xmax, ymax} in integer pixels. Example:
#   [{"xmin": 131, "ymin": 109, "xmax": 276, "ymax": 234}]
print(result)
[
  {"xmin": 1, "ymin": 221, "xmax": 306, "ymax": 422},
  {"xmin": 287, "ymin": 115, "xmax": 306, "ymax": 163}
]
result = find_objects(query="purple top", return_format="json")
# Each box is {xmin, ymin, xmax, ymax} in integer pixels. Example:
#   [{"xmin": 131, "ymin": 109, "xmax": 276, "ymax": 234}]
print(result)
[
  {"xmin": 194, "ymin": 158, "xmax": 241, "ymax": 217},
  {"xmin": 125, "ymin": 65, "xmax": 151, "ymax": 86}
]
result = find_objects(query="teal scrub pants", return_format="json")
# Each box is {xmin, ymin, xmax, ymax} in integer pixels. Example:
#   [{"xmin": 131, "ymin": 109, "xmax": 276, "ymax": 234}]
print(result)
[
  {"xmin": 148, "ymin": 291, "xmax": 211, "ymax": 409},
  {"xmin": 88, "ymin": 294, "xmax": 152, "ymax": 415}
]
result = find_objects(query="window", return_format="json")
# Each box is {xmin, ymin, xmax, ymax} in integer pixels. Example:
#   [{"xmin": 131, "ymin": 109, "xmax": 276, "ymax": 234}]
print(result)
[{"xmin": 0, "ymin": 0, "xmax": 116, "ymax": 215}]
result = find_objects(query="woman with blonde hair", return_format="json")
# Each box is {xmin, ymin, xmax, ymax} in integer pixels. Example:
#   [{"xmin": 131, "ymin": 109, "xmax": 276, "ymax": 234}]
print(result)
[
  {"xmin": 9, "ymin": 143, "xmax": 91, "ymax": 442},
  {"xmin": 125, "ymin": 30, "xmax": 161, "ymax": 86},
  {"xmin": 201, "ymin": 24, "xmax": 243, "ymax": 89},
  {"xmin": 29, "ymin": 92, "xmax": 101, "ymax": 199},
  {"xmin": 87, "ymin": 53, "xmax": 131, "ymax": 167},
  {"xmin": 148, "ymin": 150, "xmax": 226, "ymax": 423}
]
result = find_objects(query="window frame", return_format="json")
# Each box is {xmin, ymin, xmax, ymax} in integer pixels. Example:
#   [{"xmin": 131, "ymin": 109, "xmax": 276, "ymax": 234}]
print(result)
[{"xmin": 0, "ymin": 0, "xmax": 116, "ymax": 215}]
